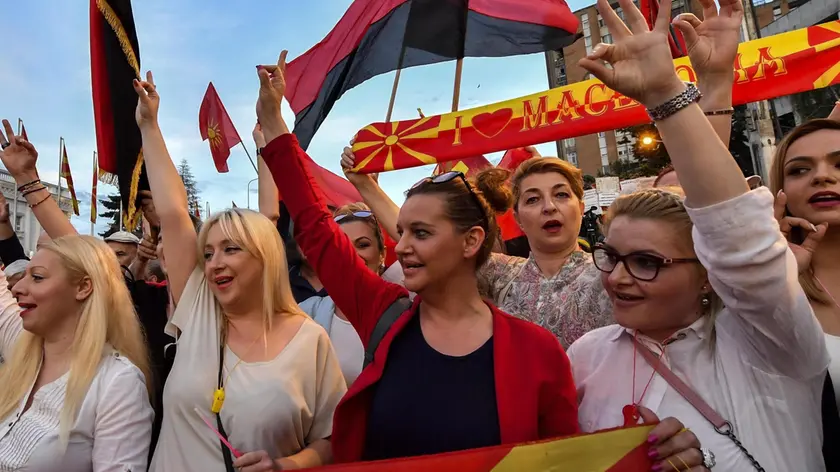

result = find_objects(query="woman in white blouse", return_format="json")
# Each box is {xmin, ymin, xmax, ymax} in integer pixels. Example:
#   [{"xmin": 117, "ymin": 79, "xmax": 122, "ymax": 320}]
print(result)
[
  {"xmin": 0, "ymin": 121, "xmax": 154, "ymax": 471},
  {"xmin": 567, "ymin": 0, "xmax": 829, "ymax": 470},
  {"xmin": 133, "ymin": 73, "xmax": 346, "ymax": 472}
]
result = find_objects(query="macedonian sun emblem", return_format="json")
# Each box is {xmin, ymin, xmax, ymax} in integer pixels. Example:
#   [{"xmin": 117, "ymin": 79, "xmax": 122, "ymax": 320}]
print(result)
[
  {"xmin": 206, "ymin": 119, "xmax": 223, "ymax": 150},
  {"xmin": 351, "ymin": 116, "xmax": 441, "ymax": 172}
]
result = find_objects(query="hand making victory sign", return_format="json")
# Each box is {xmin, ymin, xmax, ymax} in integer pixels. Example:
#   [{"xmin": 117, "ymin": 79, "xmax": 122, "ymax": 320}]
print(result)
[{"xmin": 0, "ymin": 119, "xmax": 39, "ymax": 184}]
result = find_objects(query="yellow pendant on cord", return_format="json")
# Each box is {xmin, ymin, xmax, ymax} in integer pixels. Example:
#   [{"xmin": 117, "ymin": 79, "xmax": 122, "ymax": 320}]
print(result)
[{"xmin": 211, "ymin": 388, "xmax": 225, "ymax": 413}]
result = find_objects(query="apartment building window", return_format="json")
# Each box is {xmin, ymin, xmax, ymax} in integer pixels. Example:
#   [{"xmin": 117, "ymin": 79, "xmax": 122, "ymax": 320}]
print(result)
[
  {"xmin": 773, "ymin": 6, "xmax": 782, "ymax": 19},
  {"xmin": 598, "ymin": 132, "xmax": 609, "ymax": 167},
  {"xmin": 602, "ymin": 33, "xmax": 613, "ymax": 44},
  {"xmin": 671, "ymin": 0, "xmax": 686, "ymax": 17},
  {"xmin": 582, "ymin": 14, "xmax": 592, "ymax": 54},
  {"xmin": 616, "ymin": 7, "xmax": 624, "ymax": 21},
  {"xmin": 597, "ymin": 14, "xmax": 605, "ymax": 28}
]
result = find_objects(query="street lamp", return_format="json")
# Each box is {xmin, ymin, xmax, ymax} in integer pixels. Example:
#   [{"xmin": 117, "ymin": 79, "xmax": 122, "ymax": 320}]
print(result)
[
  {"xmin": 640, "ymin": 135, "xmax": 662, "ymax": 146},
  {"xmin": 246, "ymin": 178, "xmax": 258, "ymax": 209}
]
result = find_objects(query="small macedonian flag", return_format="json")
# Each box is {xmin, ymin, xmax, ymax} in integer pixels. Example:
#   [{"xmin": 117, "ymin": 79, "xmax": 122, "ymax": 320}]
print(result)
[
  {"xmin": 199, "ymin": 82, "xmax": 242, "ymax": 173},
  {"xmin": 313, "ymin": 425, "xmax": 654, "ymax": 471}
]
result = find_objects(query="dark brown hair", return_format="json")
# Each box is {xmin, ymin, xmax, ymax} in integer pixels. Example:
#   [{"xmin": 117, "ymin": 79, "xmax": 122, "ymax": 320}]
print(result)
[
  {"xmin": 406, "ymin": 169, "xmax": 510, "ymax": 267},
  {"xmin": 333, "ymin": 202, "xmax": 385, "ymax": 255},
  {"xmin": 770, "ymin": 118, "xmax": 840, "ymax": 306}
]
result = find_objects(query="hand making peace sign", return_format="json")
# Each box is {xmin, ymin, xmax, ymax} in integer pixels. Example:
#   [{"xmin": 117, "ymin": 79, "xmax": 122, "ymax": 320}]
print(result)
[{"xmin": 0, "ymin": 119, "xmax": 39, "ymax": 184}]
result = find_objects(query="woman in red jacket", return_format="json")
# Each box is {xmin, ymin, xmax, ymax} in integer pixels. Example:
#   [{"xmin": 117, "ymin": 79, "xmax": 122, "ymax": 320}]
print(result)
[{"xmin": 254, "ymin": 54, "xmax": 703, "ymax": 467}]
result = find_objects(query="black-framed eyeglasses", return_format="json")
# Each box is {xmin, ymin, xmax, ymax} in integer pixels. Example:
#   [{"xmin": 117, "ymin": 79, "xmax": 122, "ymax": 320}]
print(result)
[
  {"xmin": 411, "ymin": 171, "xmax": 484, "ymax": 215},
  {"xmin": 334, "ymin": 210, "xmax": 374, "ymax": 223},
  {"xmin": 592, "ymin": 243, "xmax": 699, "ymax": 282}
]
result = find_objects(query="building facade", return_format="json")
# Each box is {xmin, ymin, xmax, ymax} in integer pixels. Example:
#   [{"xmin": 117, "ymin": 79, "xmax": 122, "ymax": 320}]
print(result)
[
  {"xmin": 546, "ymin": 0, "xmax": 801, "ymax": 177},
  {"xmin": 0, "ymin": 169, "xmax": 74, "ymax": 256}
]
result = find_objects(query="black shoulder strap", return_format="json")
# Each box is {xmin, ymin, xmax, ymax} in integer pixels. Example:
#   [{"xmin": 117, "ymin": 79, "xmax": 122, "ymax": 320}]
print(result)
[
  {"xmin": 363, "ymin": 297, "xmax": 411, "ymax": 368},
  {"xmin": 217, "ymin": 342, "xmax": 235, "ymax": 472}
]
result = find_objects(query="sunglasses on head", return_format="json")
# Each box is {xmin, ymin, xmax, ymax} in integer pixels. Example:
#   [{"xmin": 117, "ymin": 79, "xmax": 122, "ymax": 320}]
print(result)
[
  {"xmin": 592, "ymin": 243, "xmax": 699, "ymax": 282},
  {"xmin": 334, "ymin": 210, "xmax": 374, "ymax": 223},
  {"xmin": 411, "ymin": 171, "xmax": 484, "ymax": 214}
]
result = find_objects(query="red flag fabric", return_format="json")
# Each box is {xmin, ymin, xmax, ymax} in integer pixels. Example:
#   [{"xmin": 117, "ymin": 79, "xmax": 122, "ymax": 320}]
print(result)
[
  {"xmin": 199, "ymin": 82, "xmax": 243, "ymax": 173},
  {"xmin": 285, "ymin": 0, "xmax": 580, "ymax": 149},
  {"xmin": 639, "ymin": 0, "xmax": 685, "ymax": 58},
  {"xmin": 497, "ymin": 147, "xmax": 535, "ymax": 171},
  {"xmin": 433, "ymin": 155, "xmax": 493, "ymax": 177},
  {"xmin": 60, "ymin": 144, "xmax": 80, "ymax": 216}
]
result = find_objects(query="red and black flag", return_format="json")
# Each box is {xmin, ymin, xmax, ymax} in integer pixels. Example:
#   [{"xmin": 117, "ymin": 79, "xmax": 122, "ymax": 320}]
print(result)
[
  {"xmin": 285, "ymin": 0, "xmax": 580, "ymax": 149},
  {"xmin": 90, "ymin": 0, "xmax": 147, "ymax": 229}
]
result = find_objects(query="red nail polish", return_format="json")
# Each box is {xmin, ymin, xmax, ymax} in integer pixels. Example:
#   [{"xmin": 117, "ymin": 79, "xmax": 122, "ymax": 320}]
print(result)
[
  {"xmin": 648, "ymin": 449, "xmax": 659, "ymax": 460},
  {"xmin": 647, "ymin": 435, "xmax": 658, "ymax": 444}
]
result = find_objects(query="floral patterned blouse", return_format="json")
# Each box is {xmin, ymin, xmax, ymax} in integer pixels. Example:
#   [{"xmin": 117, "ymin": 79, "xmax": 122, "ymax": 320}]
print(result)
[{"xmin": 478, "ymin": 250, "xmax": 614, "ymax": 348}]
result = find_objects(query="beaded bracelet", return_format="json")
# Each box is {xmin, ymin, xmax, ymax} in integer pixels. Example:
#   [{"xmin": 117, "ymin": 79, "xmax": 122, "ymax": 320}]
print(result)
[
  {"xmin": 17, "ymin": 179, "xmax": 41, "ymax": 194},
  {"xmin": 29, "ymin": 192, "xmax": 51, "ymax": 209},
  {"xmin": 703, "ymin": 108, "xmax": 735, "ymax": 116}
]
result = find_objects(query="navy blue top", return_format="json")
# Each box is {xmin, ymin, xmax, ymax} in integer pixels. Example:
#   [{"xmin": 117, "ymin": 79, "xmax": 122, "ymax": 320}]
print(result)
[{"xmin": 363, "ymin": 314, "xmax": 500, "ymax": 460}]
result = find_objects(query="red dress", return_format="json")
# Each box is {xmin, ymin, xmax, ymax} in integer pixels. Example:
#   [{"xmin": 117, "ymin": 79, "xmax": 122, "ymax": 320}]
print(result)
[{"xmin": 262, "ymin": 133, "xmax": 580, "ymax": 462}]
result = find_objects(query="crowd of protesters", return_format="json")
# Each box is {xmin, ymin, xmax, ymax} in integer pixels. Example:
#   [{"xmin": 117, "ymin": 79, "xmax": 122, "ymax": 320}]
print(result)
[{"xmin": 0, "ymin": 0, "xmax": 838, "ymax": 471}]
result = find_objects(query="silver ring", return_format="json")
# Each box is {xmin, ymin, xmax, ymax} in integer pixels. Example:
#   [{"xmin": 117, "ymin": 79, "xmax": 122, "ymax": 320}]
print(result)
[
  {"xmin": 701, "ymin": 447, "xmax": 716, "ymax": 468},
  {"xmin": 1, "ymin": 142, "xmax": 9, "ymax": 150}
]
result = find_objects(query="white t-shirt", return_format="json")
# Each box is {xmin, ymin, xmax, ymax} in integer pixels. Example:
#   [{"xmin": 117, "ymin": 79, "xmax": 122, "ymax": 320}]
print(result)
[
  {"xmin": 329, "ymin": 315, "xmax": 364, "ymax": 386},
  {"xmin": 825, "ymin": 333, "xmax": 840, "ymax": 411},
  {"xmin": 150, "ymin": 268, "xmax": 347, "ymax": 472}
]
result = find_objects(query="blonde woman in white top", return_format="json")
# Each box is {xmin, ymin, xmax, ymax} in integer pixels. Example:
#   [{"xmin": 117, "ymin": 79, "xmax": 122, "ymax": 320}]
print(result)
[
  {"xmin": 133, "ymin": 73, "xmax": 346, "ymax": 472},
  {"xmin": 0, "ymin": 120, "xmax": 154, "ymax": 471},
  {"xmin": 568, "ymin": 0, "xmax": 829, "ymax": 470}
]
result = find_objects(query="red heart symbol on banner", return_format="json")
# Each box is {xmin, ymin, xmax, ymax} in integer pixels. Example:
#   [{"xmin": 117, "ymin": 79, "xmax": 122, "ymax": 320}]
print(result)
[{"xmin": 471, "ymin": 108, "xmax": 514, "ymax": 139}]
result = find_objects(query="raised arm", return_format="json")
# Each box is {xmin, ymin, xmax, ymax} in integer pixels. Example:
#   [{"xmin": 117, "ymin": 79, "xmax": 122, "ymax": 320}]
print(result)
[
  {"xmin": 673, "ymin": 0, "xmax": 741, "ymax": 148},
  {"xmin": 254, "ymin": 123, "xmax": 281, "ymax": 224},
  {"xmin": 0, "ymin": 193, "xmax": 27, "ymax": 265},
  {"xmin": 257, "ymin": 53, "xmax": 406, "ymax": 342},
  {"xmin": 580, "ymin": 0, "xmax": 747, "ymax": 208},
  {"xmin": 133, "ymin": 72, "xmax": 197, "ymax": 303},
  {"xmin": 340, "ymin": 147, "xmax": 400, "ymax": 241},
  {"xmin": 0, "ymin": 268, "xmax": 21, "ymax": 359},
  {"xmin": 0, "ymin": 120, "xmax": 77, "ymax": 239}
]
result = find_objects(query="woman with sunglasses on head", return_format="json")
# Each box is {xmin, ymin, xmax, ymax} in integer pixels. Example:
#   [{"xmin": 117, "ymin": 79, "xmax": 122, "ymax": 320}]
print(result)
[
  {"xmin": 255, "ymin": 50, "xmax": 702, "ymax": 465},
  {"xmin": 133, "ymin": 73, "xmax": 346, "ymax": 472},
  {"xmin": 567, "ymin": 0, "xmax": 828, "ymax": 469}
]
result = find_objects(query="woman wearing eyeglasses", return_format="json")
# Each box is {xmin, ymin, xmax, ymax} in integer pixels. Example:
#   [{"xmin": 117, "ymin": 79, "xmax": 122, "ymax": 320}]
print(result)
[{"xmin": 567, "ymin": 0, "xmax": 828, "ymax": 469}]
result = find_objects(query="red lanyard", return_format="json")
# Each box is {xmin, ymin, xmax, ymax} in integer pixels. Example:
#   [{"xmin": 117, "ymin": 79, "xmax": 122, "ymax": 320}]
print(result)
[{"xmin": 622, "ymin": 332, "xmax": 667, "ymax": 427}]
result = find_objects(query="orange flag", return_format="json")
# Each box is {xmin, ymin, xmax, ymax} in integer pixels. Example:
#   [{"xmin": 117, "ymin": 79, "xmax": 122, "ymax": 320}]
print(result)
[
  {"xmin": 199, "ymin": 82, "xmax": 242, "ymax": 173},
  {"xmin": 60, "ymin": 142, "xmax": 80, "ymax": 216}
]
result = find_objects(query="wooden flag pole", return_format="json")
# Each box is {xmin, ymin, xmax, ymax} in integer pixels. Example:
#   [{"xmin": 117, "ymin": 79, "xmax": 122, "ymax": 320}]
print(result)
[
  {"xmin": 57, "ymin": 137, "xmax": 64, "ymax": 211},
  {"xmin": 385, "ymin": 69, "xmax": 402, "ymax": 123},
  {"xmin": 451, "ymin": 58, "xmax": 464, "ymax": 112},
  {"xmin": 238, "ymin": 141, "xmax": 259, "ymax": 174}
]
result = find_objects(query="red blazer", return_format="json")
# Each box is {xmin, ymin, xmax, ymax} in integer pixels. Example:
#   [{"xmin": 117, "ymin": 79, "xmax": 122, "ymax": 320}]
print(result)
[{"xmin": 262, "ymin": 134, "xmax": 580, "ymax": 463}]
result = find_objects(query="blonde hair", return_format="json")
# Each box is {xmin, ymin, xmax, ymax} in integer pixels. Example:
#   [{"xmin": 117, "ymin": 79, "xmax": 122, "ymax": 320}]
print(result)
[
  {"xmin": 0, "ymin": 235, "xmax": 152, "ymax": 445},
  {"xmin": 197, "ymin": 209, "xmax": 307, "ymax": 334},
  {"xmin": 603, "ymin": 189, "xmax": 724, "ymax": 338},
  {"xmin": 770, "ymin": 119, "xmax": 840, "ymax": 306}
]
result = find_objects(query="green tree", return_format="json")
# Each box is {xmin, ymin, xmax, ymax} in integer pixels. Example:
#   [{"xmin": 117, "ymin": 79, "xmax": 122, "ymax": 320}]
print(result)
[
  {"xmin": 98, "ymin": 193, "xmax": 121, "ymax": 238},
  {"xmin": 177, "ymin": 158, "xmax": 201, "ymax": 216},
  {"xmin": 583, "ymin": 174, "xmax": 597, "ymax": 190}
]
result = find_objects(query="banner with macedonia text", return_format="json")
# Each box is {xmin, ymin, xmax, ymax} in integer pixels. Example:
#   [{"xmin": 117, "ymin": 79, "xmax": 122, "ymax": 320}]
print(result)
[
  {"xmin": 311, "ymin": 425, "xmax": 654, "ymax": 471},
  {"xmin": 351, "ymin": 21, "xmax": 840, "ymax": 174}
]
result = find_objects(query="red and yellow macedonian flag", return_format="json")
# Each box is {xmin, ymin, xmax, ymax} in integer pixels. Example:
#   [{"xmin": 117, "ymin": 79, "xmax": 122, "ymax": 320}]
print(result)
[
  {"xmin": 310, "ymin": 425, "xmax": 654, "ymax": 471},
  {"xmin": 351, "ymin": 21, "xmax": 840, "ymax": 174}
]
